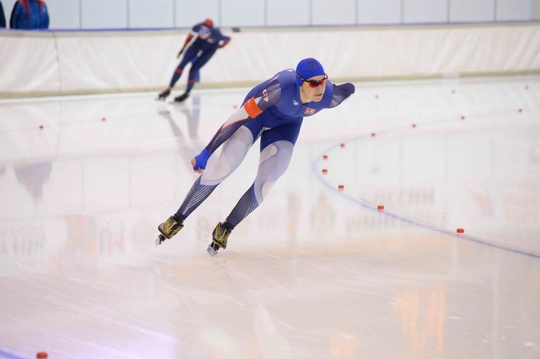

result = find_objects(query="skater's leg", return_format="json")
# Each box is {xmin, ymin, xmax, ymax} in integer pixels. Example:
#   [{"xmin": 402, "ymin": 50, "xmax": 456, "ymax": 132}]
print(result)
[
  {"xmin": 207, "ymin": 123, "xmax": 301, "ymax": 255},
  {"xmin": 169, "ymin": 46, "xmax": 199, "ymax": 88},
  {"xmin": 175, "ymin": 49, "xmax": 216, "ymax": 102},
  {"xmin": 225, "ymin": 123, "xmax": 301, "ymax": 228},
  {"xmin": 189, "ymin": 49, "xmax": 216, "ymax": 82},
  {"xmin": 158, "ymin": 47, "xmax": 200, "ymax": 100},
  {"xmin": 173, "ymin": 125, "xmax": 257, "ymax": 220}
]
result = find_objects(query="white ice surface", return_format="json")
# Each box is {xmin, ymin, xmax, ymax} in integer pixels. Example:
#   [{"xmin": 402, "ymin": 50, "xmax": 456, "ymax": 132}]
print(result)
[{"xmin": 1, "ymin": 76, "xmax": 539, "ymax": 359}]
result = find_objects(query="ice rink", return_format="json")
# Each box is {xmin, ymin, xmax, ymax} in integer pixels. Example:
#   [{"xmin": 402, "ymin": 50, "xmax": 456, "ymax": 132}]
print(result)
[{"xmin": 1, "ymin": 75, "xmax": 539, "ymax": 359}]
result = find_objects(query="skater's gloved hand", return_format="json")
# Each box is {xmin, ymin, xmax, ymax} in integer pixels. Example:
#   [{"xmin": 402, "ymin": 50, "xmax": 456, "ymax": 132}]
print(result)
[
  {"xmin": 337, "ymin": 83, "xmax": 355, "ymax": 95},
  {"xmin": 191, "ymin": 149, "xmax": 211, "ymax": 173},
  {"xmin": 177, "ymin": 49, "xmax": 184, "ymax": 59},
  {"xmin": 219, "ymin": 38, "xmax": 231, "ymax": 48}
]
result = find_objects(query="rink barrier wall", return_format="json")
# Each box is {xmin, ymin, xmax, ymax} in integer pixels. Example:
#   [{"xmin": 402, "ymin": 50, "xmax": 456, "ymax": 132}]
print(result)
[{"xmin": 0, "ymin": 23, "xmax": 540, "ymax": 98}]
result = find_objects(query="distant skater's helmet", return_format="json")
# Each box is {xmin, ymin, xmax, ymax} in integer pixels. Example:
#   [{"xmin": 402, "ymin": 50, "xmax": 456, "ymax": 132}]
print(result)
[
  {"xmin": 203, "ymin": 18, "xmax": 214, "ymax": 28},
  {"xmin": 296, "ymin": 58, "xmax": 326, "ymax": 87}
]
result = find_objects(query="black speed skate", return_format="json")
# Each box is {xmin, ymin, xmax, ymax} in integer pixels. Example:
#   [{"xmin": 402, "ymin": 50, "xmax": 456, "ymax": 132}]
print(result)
[
  {"xmin": 174, "ymin": 92, "xmax": 190, "ymax": 102},
  {"xmin": 207, "ymin": 222, "xmax": 232, "ymax": 256},
  {"xmin": 157, "ymin": 88, "xmax": 171, "ymax": 100},
  {"xmin": 156, "ymin": 216, "xmax": 184, "ymax": 246}
]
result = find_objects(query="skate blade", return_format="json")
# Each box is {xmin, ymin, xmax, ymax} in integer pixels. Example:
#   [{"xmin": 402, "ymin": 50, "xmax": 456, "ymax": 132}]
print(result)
[
  {"xmin": 207, "ymin": 245, "xmax": 218, "ymax": 257},
  {"xmin": 155, "ymin": 234, "xmax": 166, "ymax": 247}
]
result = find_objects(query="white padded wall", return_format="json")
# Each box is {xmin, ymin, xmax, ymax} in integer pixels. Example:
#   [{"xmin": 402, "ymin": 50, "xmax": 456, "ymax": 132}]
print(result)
[{"xmin": 2, "ymin": 24, "xmax": 539, "ymax": 97}]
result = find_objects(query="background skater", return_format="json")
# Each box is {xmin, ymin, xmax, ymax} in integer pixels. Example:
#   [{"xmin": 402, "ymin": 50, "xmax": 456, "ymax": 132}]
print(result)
[{"xmin": 157, "ymin": 18, "xmax": 231, "ymax": 102}]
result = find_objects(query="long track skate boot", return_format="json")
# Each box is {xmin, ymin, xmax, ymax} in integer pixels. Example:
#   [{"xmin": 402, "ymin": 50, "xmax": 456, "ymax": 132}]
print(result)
[
  {"xmin": 174, "ymin": 92, "xmax": 190, "ymax": 102},
  {"xmin": 157, "ymin": 88, "xmax": 171, "ymax": 101},
  {"xmin": 156, "ymin": 216, "xmax": 184, "ymax": 246},
  {"xmin": 207, "ymin": 222, "xmax": 232, "ymax": 256}
]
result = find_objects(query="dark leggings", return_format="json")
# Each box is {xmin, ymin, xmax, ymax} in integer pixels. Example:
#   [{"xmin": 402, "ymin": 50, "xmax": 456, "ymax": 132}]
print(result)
[{"xmin": 169, "ymin": 46, "xmax": 217, "ymax": 93}]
